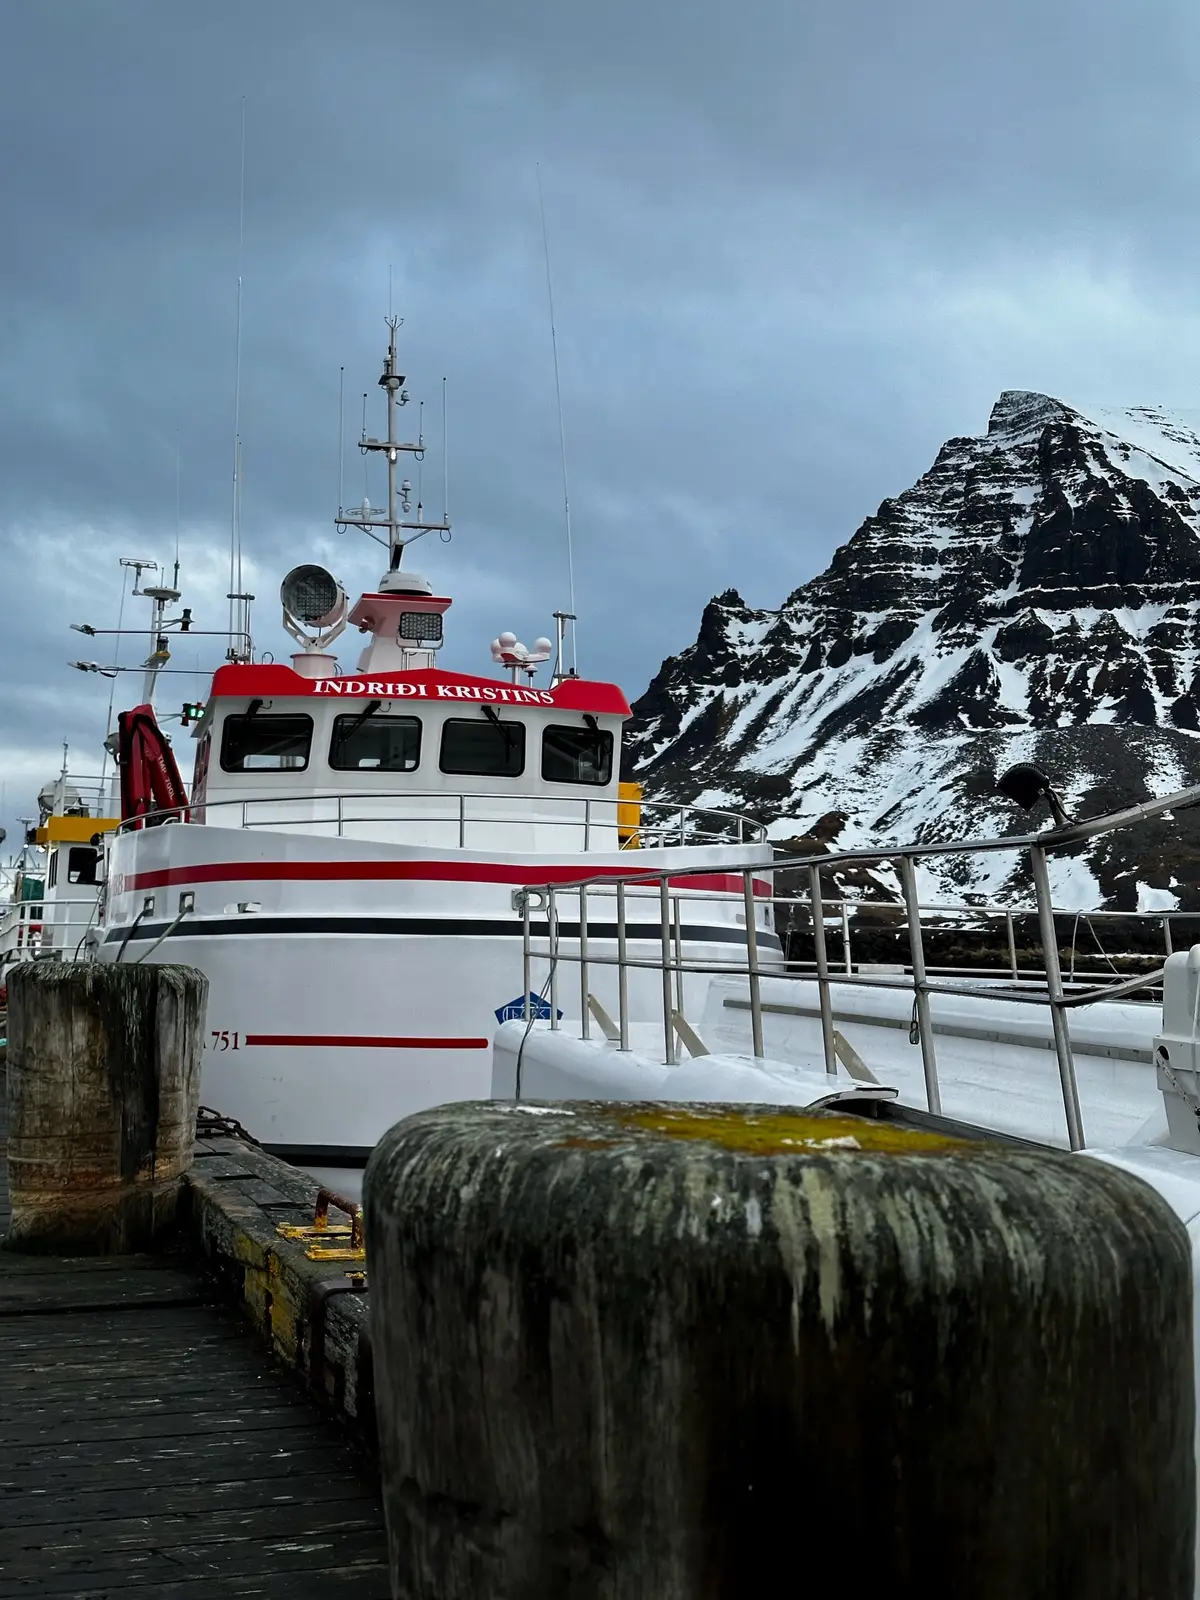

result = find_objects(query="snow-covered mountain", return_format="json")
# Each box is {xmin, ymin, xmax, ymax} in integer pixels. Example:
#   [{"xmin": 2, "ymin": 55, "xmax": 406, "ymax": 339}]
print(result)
[{"xmin": 625, "ymin": 391, "xmax": 1200, "ymax": 910}]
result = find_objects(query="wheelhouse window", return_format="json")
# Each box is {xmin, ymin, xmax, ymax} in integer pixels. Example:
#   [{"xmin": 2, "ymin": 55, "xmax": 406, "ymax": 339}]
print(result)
[
  {"xmin": 220, "ymin": 714, "xmax": 313, "ymax": 772},
  {"xmin": 47, "ymin": 845, "xmax": 97, "ymax": 888},
  {"xmin": 439, "ymin": 716, "xmax": 526, "ymax": 777},
  {"xmin": 67, "ymin": 846, "xmax": 99, "ymax": 886},
  {"xmin": 542, "ymin": 724, "xmax": 614, "ymax": 785},
  {"xmin": 330, "ymin": 713, "xmax": 421, "ymax": 772}
]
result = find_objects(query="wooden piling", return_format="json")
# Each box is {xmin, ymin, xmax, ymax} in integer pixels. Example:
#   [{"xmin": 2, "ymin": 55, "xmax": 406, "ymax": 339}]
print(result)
[
  {"xmin": 365, "ymin": 1100, "xmax": 1195, "ymax": 1600},
  {"xmin": 4, "ymin": 962, "xmax": 207, "ymax": 1254}
]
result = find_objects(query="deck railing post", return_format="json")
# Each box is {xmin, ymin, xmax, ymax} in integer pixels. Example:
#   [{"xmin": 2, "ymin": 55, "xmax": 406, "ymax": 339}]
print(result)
[
  {"xmin": 1030, "ymin": 845, "xmax": 1085, "ymax": 1151},
  {"xmin": 1164, "ymin": 915, "xmax": 1174, "ymax": 959},
  {"xmin": 807, "ymin": 864, "xmax": 838, "ymax": 1076},
  {"xmin": 617, "ymin": 880, "xmax": 630, "ymax": 1052},
  {"xmin": 522, "ymin": 892, "xmax": 532, "ymax": 1025},
  {"xmin": 899, "ymin": 855, "xmax": 942, "ymax": 1115},
  {"xmin": 579, "ymin": 884, "xmax": 590, "ymax": 1041},
  {"xmin": 1005, "ymin": 910, "xmax": 1018, "ymax": 981},
  {"xmin": 840, "ymin": 901, "xmax": 853, "ymax": 975},
  {"xmin": 459, "ymin": 793, "xmax": 466, "ymax": 850},
  {"xmin": 549, "ymin": 888, "xmax": 560, "ymax": 1032},
  {"xmin": 673, "ymin": 894, "xmax": 685, "ymax": 1018},
  {"xmin": 660, "ymin": 877, "xmax": 677, "ymax": 1065},
  {"xmin": 743, "ymin": 870, "xmax": 764, "ymax": 1059}
]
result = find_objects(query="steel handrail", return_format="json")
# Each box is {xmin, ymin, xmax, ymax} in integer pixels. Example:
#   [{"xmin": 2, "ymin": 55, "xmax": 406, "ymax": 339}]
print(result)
[
  {"xmin": 518, "ymin": 781, "xmax": 1200, "ymax": 897},
  {"xmin": 114, "ymin": 788, "xmax": 768, "ymax": 843},
  {"xmin": 0, "ymin": 893, "xmax": 104, "ymax": 963},
  {"xmin": 514, "ymin": 786, "xmax": 1200, "ymax": 1155}
]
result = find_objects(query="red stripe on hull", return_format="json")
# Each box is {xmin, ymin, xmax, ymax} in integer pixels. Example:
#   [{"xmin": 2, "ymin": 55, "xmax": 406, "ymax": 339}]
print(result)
[
  {"xmin": 244, "ymin": 1033, "xmax": 489, "ymax": 1049},
  {"xmin": 123, "ymin": 861, "xmax": 772, "ymax": 897}
]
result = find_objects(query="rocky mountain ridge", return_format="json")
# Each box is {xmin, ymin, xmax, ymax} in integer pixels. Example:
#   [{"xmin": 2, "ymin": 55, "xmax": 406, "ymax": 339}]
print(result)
[{"xmin": 625, "ymin": 391, "xmax": 1200, "ymax": 910}]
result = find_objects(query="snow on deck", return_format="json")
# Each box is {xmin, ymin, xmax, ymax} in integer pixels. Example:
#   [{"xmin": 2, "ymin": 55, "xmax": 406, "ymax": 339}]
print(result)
[{"xmin": 699, "ymin": 976, "xmax": 1159, "ymax": 1150}]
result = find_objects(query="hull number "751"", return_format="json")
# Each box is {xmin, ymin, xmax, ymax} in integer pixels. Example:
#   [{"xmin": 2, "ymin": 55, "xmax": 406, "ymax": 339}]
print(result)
[{"xmin": 209, "ymin": 1030, "xmax": 241, "ymax": 1051}]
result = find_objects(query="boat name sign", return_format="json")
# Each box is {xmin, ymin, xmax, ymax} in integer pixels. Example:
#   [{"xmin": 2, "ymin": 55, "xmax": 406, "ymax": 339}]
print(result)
[{"xmin": 312, "ymin": 679, "xmax": 555, "ymax": 705}]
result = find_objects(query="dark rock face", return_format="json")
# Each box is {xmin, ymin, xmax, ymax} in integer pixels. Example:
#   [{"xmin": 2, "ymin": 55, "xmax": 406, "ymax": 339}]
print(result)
[{"xmin": 625, "ymin": 393, "xmax": 1200, "ymax": 907}]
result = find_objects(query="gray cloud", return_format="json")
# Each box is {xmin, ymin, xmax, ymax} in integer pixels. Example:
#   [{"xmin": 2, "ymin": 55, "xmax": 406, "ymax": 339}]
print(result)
[{"xmin": 2, "ymin": 0, "xmax": 1199, "ymax": 845}]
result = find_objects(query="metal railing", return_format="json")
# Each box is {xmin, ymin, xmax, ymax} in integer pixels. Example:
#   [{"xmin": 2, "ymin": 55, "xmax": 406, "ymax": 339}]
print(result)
[
  {"xmin": 0, "ymin": 894, "xmax": 103, "ymax": 966},
  {"xmin": 35, "ymin": 772, "xmax": 116, "ymax": 820},
  {"xmin": 774, "ymin": 895, "xmax": 1180, "ymax": 988},
  {"xmin": 117, "ymin": 790, "xmax": 768, "ymax": 850},
  {"xmin": 515, "ymin": 783, "xmax": 1200, "ymax": 1152}
]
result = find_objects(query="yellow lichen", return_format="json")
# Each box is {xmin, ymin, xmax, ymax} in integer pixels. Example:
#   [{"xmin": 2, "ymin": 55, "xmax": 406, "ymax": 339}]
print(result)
[{"xmin": 610, "ymin": 1105, "xmax": 970, "ymax": 1157}]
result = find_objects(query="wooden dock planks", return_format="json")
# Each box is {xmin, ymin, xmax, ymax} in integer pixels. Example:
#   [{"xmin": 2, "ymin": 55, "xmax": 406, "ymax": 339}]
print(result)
[{"xmin": 0, "ymin": 1072, "xmax": 391, "ymax": 1597}]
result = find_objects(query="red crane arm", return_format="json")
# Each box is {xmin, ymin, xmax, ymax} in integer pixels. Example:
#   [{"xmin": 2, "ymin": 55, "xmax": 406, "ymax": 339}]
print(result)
[{"xmin": 117, "ymin": 704, "xmax": 190, "ymax": 828}]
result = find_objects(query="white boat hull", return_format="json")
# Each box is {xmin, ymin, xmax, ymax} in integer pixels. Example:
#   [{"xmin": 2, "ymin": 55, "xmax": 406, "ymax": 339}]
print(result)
[{"xmin": 100, "ymin": 822, "xmax": 778, "ymax": 1159}]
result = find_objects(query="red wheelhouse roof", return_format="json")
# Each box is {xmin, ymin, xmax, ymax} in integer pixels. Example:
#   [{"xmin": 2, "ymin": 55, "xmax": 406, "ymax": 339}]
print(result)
[{"xmin": 206, "ymin": 664, "xmax": 632, "ymax": 717}]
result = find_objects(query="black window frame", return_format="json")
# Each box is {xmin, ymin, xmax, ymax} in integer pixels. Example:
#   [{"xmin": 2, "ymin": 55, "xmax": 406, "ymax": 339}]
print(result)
[
  {"xmin": 438, "ymin": 716, "xmax": 527, "ymax": 778},
  {"xmin": 66, "ymin": 846, "xmax": 99, "ymax": 886},
  {"xmin": 541, "ymin": 723, "xmax": 615, "ymax": 786},
  {"xmin": 329, "ymin": 712, "xmax": 423, "ymax": 773},
  {"xmin": 219, "ymin": 713, "xmax": 314, "ymax": 774}
]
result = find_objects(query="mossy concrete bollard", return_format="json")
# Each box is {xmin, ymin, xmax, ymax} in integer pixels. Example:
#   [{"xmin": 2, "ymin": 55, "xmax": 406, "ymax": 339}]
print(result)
[
  {"xmin": 364, "ymin": 1100, "xmax": 1195, "ymax": 1600},
  {"xmin": 5, "ymin": 961, "xmax": 208, "ymax": 1254}
]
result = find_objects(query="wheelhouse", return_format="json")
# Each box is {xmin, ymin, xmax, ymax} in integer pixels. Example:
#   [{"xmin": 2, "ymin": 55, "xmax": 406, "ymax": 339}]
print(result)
[{"xmin": 186, "ymin": 664, "xmax": 635, "ymax": 851}]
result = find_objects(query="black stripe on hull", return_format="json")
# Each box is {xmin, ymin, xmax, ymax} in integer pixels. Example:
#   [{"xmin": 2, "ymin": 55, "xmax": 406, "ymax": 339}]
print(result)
[{"xmin": 104, "ymin": 916, "xmax": 783, "ymax": 952}]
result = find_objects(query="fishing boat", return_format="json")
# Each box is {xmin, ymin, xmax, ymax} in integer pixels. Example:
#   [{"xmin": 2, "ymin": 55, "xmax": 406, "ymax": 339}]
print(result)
[
  {"xmin": 97, "ymin": 318, "xmax": 779, "ymax": 1171},
  {"xmin": 0, "ymin": 561, "xmax": 200, "ymax": 979},
  {"xmin": 0, "ymin": 763, "xmax": 115, "ymax": 976},
  {"xmin": 42, "ymin": 314, "xmax": 1200, "ymax": 1208}
]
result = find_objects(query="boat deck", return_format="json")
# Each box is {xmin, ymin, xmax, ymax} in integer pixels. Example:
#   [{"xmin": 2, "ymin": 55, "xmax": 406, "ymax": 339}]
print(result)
[{"xmin": 0, "ymin": 1072, "xmax": 391, "ymax": 1598}]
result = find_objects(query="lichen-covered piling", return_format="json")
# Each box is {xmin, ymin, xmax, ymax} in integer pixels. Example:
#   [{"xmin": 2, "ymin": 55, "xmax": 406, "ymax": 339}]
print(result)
[
  {"xmin": 5, "ymin": 961, "xmax": 207, "ymax": 1253},
  {"xmin": 365, "ymin": 1100, "xmax": 1195, "ymax": 1599}
]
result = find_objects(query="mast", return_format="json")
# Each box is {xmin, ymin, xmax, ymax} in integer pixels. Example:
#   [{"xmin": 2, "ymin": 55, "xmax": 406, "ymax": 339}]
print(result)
[
  {"xmin": 140, "ymin": 581, "xmax": 181, "ymax": 706},
  {"xmin": 336, "ymin": 317, "xmax": 450, "ymax": 564}
]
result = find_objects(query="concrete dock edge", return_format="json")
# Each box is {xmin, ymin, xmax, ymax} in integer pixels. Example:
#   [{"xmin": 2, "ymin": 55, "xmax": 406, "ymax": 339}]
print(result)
[{"xmin": 182, "ymin": 1136, "xmax": 375, "ymax": 1444}]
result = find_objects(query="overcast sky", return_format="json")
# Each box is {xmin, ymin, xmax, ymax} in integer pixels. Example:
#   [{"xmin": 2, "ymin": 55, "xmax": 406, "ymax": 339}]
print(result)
[{"xmin": 2, "ymin": 0, "xmax": 1199, "ymax": 842}]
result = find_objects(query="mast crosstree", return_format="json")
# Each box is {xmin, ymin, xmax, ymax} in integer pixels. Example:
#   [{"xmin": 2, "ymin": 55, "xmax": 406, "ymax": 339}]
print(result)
[{"xmin": 335, "ymin": 317, "xmax": 451, "ymax": 566}]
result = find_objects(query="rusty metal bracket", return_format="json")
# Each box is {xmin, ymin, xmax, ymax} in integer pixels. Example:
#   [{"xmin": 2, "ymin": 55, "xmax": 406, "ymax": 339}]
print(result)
[{"xmin": 276, "ymin": 1186, "xmax": 365, "ymax": 1261}]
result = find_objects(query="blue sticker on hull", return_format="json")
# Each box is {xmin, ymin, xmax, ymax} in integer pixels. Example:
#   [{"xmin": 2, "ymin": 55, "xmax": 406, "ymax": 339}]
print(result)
[{"xmin": 495, "ymin": 993, "xmax": 563, "ymax": 1024}]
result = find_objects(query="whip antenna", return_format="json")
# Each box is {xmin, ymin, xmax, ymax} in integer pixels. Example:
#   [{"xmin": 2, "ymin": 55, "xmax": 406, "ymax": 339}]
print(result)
[
  {"xmin": 224, "ymin": 97, "xmax": 253, "ymax": 661},
  {"xmin": 228, "ymin": 98, "xmax": 245, "ymax": 654},
  {"xmin": 337, "ymin": 366, "xmax": 345, "ymax": 511},
  {"xmin": 537, "ymin": 164, "xmax": 577, "ymax": 674},
  {"xmin": 174, "ymin": 437, "xmax": 181, "ymax": 588}
]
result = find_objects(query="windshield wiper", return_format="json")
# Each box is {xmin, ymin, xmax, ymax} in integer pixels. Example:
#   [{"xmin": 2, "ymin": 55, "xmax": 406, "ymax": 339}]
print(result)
[
  {"xmin": 482, "ymin": 703, "xmax": 518, "ymax": 749},
  {"xmin": 336, "ymin": 699, "xmax": 382, "ymax": 750}
]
